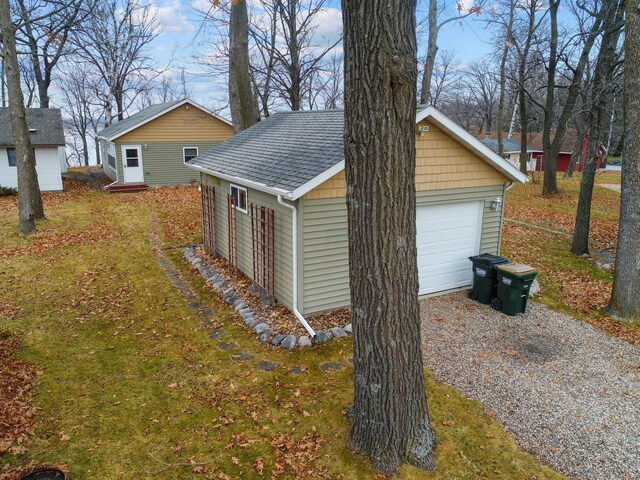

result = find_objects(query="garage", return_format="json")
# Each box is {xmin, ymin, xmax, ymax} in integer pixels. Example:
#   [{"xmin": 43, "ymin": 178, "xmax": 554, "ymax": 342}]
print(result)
[{"xmin": 416, "ymin": 201, "xmax": 483, "ymax": 295}]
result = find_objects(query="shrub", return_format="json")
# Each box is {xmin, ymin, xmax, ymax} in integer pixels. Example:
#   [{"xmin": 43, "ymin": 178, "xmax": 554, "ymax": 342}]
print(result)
[{"xmin": 0, "ymin": 185, "xmax": 18, "ymax": 196}]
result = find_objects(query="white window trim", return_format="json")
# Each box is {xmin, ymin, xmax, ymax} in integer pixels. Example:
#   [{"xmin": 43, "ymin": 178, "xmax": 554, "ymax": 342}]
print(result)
[
  {"xmin": 183, "ymin": 146, "xmax": 199, "ymax": 164},
  {"xmin": 230, "ymin": 183, "xmax": 248, "ymax": 214}
]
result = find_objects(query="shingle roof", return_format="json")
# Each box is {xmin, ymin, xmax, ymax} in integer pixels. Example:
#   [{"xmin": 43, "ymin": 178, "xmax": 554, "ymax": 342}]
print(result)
[
  {"xmin": 97, "ymin": 100, "xmax": 183, "ymax": 140},
  {"xmin": 189, "ymin": 110, "xmax": 345, "ymax": 194},
  {"xmin": 481, "ymin": 137, "xmax": 534, "ymax": 154},
  {"xmin": 0, "ymin": 108, "xmax": 65, "ymax": 147}
]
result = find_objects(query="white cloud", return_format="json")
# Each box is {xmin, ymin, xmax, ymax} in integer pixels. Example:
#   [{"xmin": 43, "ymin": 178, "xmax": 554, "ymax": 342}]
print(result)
[{"xmin": 153, "ymin": 0, "xmax": 195, "ymax": 33}]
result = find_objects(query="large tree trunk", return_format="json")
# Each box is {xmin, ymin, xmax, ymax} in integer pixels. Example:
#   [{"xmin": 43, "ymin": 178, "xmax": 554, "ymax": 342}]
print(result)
[
  {"xmin": 229, "ymin": 0, "xmax": 259, "ymax": 132},
  {"xmin": 607, "ymin": 0, "xmax": 640, "ymax": 320},
  {"xmin": 0, "ymin": 0, "xmax": 45, "ymax": 233},
  {"xmin": 571, "ymin": 0, "xmax": 623, "ymax": 255},
  {"xmin": 342, "ymin": 0, "xmax": 436, "ymax": 475},
  {"xmin": 541, "ymin": 1, "xmax": 560, "ymax": 195},
  {"xmin": 419, "ymin": 0, "xmax": 438, "ymax": 105}
]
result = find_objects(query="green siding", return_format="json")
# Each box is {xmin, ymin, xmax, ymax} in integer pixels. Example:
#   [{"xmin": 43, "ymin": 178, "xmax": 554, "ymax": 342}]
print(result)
[
  {"xmin": 202, "ymin": 175, "xmax": 295, "ymax": 310},
  {"xmin": 299, "ymin": 185, "xmax": 507, "ymax": 315},
  {"xmin": 115, "ymin": 141, "xmax": 221, "ymax": 186}
]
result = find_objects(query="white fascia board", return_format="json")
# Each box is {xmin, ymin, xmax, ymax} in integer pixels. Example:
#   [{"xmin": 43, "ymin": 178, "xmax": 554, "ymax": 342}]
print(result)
[
  {"xmin": 416, "ymin": 106, "xmax": 527, "ymax": 184},
  {"xmin": 186, "ymin": 162, "xmax": 292, "ymax": 198},
  {"xmin": 104, "ymin": 99, "xmax": 233, "ymax": 142},
  {"xmin": 290, "ymin": 160, "xmax": 345, "ymax": 200}
]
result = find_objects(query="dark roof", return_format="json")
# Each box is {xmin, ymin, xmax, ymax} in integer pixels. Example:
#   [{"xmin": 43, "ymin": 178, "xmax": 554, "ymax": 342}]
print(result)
[
  {"xmin": 189, "ymin": 110, "xmax": 345, "ymax": 194},
  {"xmin": 97, "ymin": 100, "xmax": 183, "ymax": 140},
  {"xmin": 0, "ymin": 108, "xmax": 65, "ymax": 147},
  {"xmin": 481, "ymin": 137, "xmax": 534, "ymax": 154}
]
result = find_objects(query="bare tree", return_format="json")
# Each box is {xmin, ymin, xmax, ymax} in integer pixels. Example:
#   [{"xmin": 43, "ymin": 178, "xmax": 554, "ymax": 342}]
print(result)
[
  {"xmin": 428, "ymin": 49, "xmax": 458, "ymax": 108},
  {"xmin": 419, "ymin": 0, "xmax": 484, "ymax": 105},
  {"xmin": 343, "ymin": 0, "xmax": 436, "ymax": 474},
  {"xmin": 229, "ymin": 0, "xmax": 259, "ymax": 131},
  {"xmin": 270, "ymin": 0, "xmax": 341, "ymax": 110},
  {"xmin": 513, "ymin": 0, "xmax": 547, "ymax": 174},
  {"xmin": 59, "ymin": 64, "xmax": 103, "ymax": 166},
  {"xmin": 491, "ymin": 0, "xmax": 516, "ymax": 156},
  {"xmin": 0, "ymin": 0, "xmax": 44, "ymax": 234},
  {"xmin": 15, "ymin": 0, "xmax": 91, "ymax": 108},
  {"xmin": 541, "ymin": 0, "xmax": 608, "ymax": 195},
  {"xmin": 607, "ymin": 0, "xmax": 640, "ymax": 320},
  {"xmin": 466, "ymin": 60, "xmax": 499, "ymax": 133},
  {"xmin": 73, "ymin": 0, "xmax": 162, "ymax": 125},
  {"xmin": 571, "ymin": 0, "xmax": 624, "ymax": 255}
]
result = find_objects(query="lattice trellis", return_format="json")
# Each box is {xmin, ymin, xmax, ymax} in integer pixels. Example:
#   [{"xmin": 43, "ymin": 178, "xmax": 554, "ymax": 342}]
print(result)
[
  {"xmin": 201, "ymin": 184, "xmax": 216, "ymax": 255},
  {"xmin": 250, "ymin": 203, "xmax": 275, "ymax": 303},
  {"xmin": 227, "ymin": 194, "xmax": 238, "ymax": 269}
]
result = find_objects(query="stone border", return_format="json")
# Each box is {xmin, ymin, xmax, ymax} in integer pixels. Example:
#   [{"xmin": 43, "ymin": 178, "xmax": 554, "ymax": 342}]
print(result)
[{"xmin": 183, "ymin": 245, "xmax": 352, "ymax": 349}]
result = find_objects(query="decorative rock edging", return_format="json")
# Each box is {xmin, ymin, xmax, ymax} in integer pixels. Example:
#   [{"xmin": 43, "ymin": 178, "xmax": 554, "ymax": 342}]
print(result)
[{"xmin": 183, "ymin": 245, "xmax": 353, "ymax": 349}]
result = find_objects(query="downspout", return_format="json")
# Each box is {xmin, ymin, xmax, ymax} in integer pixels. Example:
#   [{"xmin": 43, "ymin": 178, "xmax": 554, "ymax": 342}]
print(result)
[{"xmin": 277, "ymin": 195, "xmax": 316, "ymax": 338}]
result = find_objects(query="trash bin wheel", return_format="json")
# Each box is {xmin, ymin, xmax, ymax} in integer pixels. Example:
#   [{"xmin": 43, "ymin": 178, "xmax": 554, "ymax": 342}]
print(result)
[
  {"xmin": 490, "ymin": 298, "xmax": 502, "ymax": 311},
  {"xmin": 468, "ymin": 288, "xmax": 478, "ymax": 300}
]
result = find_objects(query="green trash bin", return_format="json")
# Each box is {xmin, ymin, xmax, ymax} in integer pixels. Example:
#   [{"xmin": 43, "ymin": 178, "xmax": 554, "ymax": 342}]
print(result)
[
  {"xmin": 468, "ymin": 254, "xmax": 509, "ymax": 304},
  {"xmin": 491, "ymin": 263, "xmax": 538, "ymax": 316}
]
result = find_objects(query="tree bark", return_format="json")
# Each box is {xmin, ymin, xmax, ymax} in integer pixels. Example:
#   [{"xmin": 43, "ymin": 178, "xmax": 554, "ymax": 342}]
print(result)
[
  {"xmin": 419, "ymin": 0, "xmax": 438, "ymax": 105},
  {"xmin": 229, "ymin": 0, "xmax": 259, "ymax": 132},
  {"xmin": 564, "ymin": 126, "xmax": 586, "ymax": 178},
  {"xmin": 607, "ymin": 0, "xmax": 640, "ymax": 320},
  {"xmin": 0, "ymin": 0, "xmax": 44, "ymax": 233},
  {"xmin": 571, "ymin": 0, "xmax": 623, "ymax": 255},
  {"xmin": 342, "ymin": 0, "xmax": 436, "ymax": 474}
]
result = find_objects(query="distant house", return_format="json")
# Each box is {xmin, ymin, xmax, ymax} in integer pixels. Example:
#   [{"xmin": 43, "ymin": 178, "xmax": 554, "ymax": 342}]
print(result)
[
  {"xmin": 186, "ymin": 107, "xmax": 526, "ymax": 332},
  {"xmin": 97, "ymin": 99, "xmax": 233, "ymax": 192},
  {"xmin": 482, "ymin": 131, "xmax": 586, "ymax": 173},
  {"xmin": 0, "ymin": 108, "xmax": 66, "ymax": 191}
]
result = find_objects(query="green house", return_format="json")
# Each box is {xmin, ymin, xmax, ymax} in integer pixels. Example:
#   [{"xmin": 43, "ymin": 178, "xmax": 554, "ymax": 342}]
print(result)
[
  {"xmin": 97, "ymin": 99, "xmax": 233, "ymax": 191},
  {"xmin": 186, "ymin": 107, "xmax": 526, "ymax": 336}
]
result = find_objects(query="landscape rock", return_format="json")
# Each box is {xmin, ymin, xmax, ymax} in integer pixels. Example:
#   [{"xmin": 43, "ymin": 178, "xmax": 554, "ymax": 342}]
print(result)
[
  {"xmin": 233, "ymin": 299, "xmax": 244, "ymax": 309},
  {"xmin": 271, "ymin": 334, "xmax": 285, "ymax": 346},
  {"xmin": 529, "ymin": 279, "xmax": 541, "ymax": 297},
  {"xmin": 258, "ymin": 332, "xmax": 270, "ymax": 343},
  {"xmin": 298, "ymin": 336, "xmax": 312, "ymax": 347},
  {"xmin": 314, "ymin": 331, "xmax": 333, "ymax": 344},
  {"xmin": 254, "ymin": 323, "xmax": 270, "ymax": 334},
  {"xmin": 601, "ymin": 263, "xmax": 611, "ymax": 270},
  {"xmin": 344, "ymin": 323, "xmax": 352, "ymax": 334},
  {"xmin": 280, "ymin": 335, "xmax": 297, "ymax": 349},
  {"xmin": 224, "ymin": 295, "xmax": 236, "ymax": 305},
  {"xmin": 331, "ymin": 327, "xmax": 348, "ymax": 338}
]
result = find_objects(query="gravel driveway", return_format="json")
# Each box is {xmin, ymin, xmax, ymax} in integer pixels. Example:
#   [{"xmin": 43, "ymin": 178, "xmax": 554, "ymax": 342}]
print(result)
[{"xmin": 420, "ymin": 292, "xmax": 639, "ymax": 480}]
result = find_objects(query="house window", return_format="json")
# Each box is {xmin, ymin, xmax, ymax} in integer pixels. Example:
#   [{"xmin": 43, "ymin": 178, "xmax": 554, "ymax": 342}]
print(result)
[
  {"xmin": 7, "ymin": 148, "xmax": 16, "ymax": 167},
  {"xmin": 229, "ymin": 184, "xmax": 247, "ymax": 213},
  {"xmin": 183, "ymin": 147, "xmax": 199, "ymax": 163},
  {"xmin": 107, "ymin": 143, "xmax": 116, "ymax": 169}
]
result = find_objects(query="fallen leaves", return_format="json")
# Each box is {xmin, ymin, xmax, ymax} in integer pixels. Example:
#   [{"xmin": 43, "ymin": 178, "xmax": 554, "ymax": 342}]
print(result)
[{"xmin": 0, "ymin": 332, "xmax": 36, "ymax": 457}]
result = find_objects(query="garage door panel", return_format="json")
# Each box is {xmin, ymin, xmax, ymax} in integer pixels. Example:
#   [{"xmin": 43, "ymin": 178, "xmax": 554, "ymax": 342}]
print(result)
[{"xmin": 416, "ymin": 201, "xmax": 482, "ymax": 295}]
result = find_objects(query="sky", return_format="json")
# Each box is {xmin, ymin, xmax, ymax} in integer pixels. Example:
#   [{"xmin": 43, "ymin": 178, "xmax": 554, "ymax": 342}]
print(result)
[{"xmin": 141, "ymin": 0, "xmax": 495, "ymax": 115}]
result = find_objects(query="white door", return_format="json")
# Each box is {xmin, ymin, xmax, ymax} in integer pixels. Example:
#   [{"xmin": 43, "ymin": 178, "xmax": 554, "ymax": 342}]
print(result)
[
  {"xmin": 416, "ymin": 201, "xmax": 483, "ymax": 295},
  {"xmin": 121, "ymin": 145, "xmax": 144, "ymax": 183}
]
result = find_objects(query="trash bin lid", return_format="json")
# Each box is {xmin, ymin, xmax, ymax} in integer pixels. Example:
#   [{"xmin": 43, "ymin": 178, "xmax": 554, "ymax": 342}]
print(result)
[
  {"xmin": 468, "ymin": 253, "xmax": 509, "ymax": 266},
  {"xmin": 497, "ymin": 262, "xmax": 537, "ymax": 275}
]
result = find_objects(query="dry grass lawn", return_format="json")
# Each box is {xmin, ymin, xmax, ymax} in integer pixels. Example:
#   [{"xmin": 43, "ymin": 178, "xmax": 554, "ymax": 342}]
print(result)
[{"xmin": 0, "ymin": 171, "xmax": 565, "ymax": 479}]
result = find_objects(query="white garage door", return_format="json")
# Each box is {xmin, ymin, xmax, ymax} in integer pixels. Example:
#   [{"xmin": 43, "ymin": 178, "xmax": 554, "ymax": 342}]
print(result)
[{"xmin": 416, "ymin": 201, "xmax": 483, "ymax": 295}]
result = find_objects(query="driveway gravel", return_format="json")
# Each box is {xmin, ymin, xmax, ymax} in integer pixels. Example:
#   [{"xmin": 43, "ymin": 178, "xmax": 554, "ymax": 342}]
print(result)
[{"xmin": 420, "ymin": 292, "xmax": 639, "ymax": 480}]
